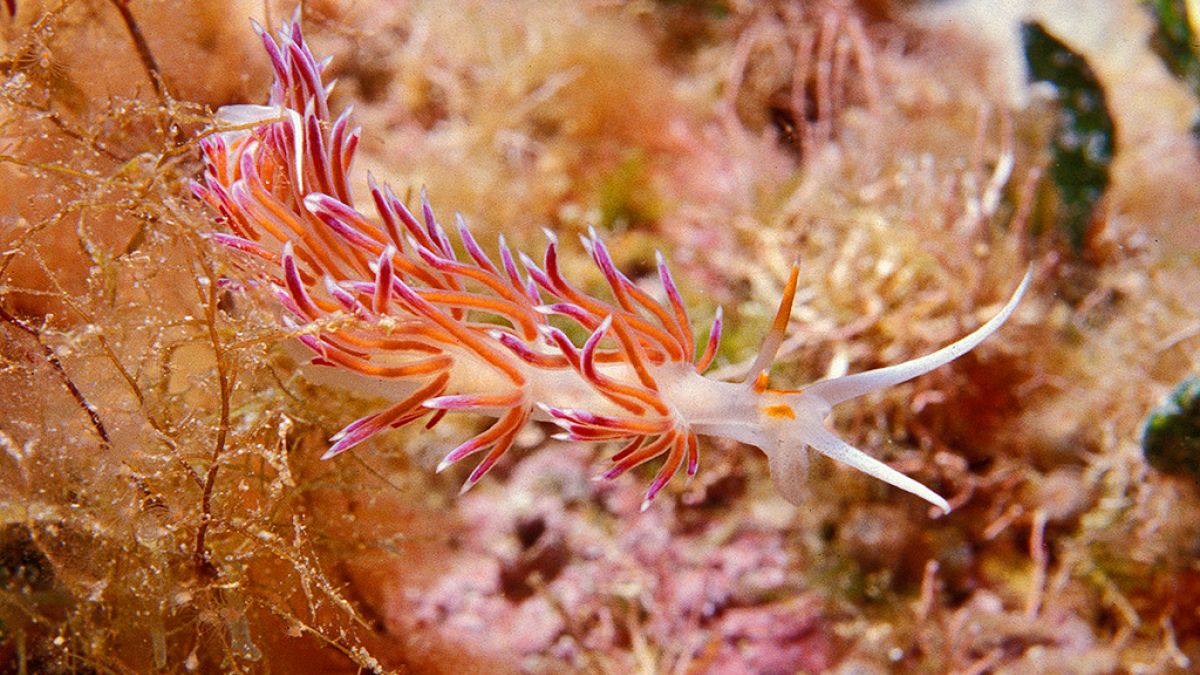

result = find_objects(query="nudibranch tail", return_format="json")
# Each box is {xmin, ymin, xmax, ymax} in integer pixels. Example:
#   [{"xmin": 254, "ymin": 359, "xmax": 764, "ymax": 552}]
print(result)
[{"xmin": 197, "ymin": 16, "xmax": 1030, "ymax": 513}]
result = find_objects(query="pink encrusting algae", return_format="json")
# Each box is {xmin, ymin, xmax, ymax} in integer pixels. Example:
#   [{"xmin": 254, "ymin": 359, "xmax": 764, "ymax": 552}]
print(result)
[{"xmin": 194, "ymin": 18, "xmax": 1031, "ymax": 513}]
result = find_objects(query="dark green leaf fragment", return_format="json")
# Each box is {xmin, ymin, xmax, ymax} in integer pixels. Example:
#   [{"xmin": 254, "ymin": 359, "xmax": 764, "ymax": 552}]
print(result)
[
  {"xmin": 1021, "ymin": 21, "xmax": 1115, "ymax": 252},
  {"xmin": 1142, "ymin": 377, "xmax": 1200, "ymax": 480},
  {"xmin": 1146, "ymin": 0, "xmax": 1200, "ymax": 94}
]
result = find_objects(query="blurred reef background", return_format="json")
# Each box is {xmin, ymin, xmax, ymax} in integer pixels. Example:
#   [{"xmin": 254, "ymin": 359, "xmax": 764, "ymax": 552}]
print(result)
[{"xmin": 3, "ymin": 0, "xmax": 1200, "ymax": 672}]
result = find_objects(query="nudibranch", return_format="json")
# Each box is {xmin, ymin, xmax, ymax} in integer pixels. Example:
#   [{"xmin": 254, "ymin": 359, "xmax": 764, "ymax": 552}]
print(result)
[{"xmin": 194, "ymin": 18, "xmax": 1030, "ymax": 513}]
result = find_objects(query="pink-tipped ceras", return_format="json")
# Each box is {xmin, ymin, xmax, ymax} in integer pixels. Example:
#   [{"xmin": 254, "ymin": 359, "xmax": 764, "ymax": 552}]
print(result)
[{"xmin": 195, "ymin": 19, "xmax": 1030, "ymax": 513}]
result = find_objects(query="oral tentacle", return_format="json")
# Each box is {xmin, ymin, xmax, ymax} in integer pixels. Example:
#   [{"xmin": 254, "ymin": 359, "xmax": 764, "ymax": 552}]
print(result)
[
  {"xmin": 798, "ymin": 423, "xmax": 951, "ymax": 513},
  {"xmin": 806, "ymin": 266, "xmax": 1031, "ymax": 407}
]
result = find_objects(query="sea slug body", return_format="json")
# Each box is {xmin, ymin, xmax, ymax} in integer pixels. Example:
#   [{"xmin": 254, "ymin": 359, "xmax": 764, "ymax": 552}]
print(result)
[{"xmin": 195, "ymin": 17, "xmax": 1030, "ymax": 514}]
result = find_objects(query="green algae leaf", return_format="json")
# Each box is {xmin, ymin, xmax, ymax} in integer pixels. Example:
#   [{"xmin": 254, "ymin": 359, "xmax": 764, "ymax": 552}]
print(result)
[
  {"xmin": 1142, "ymin": 377, "xmax": 1200, "ymax": 480},
  {"xmin": 1021, "ymin": 21, "xmax": 1115, "ymax": 252},
  {"xmin": 1146, "ymin": 0, "xmax": 1200, "ymax": 96}
]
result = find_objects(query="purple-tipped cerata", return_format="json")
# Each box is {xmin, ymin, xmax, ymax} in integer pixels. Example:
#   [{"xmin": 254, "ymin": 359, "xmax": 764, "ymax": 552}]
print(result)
[{"xmin": 196, "ymin": 16, "xmax": 1030, "ymax": 512}]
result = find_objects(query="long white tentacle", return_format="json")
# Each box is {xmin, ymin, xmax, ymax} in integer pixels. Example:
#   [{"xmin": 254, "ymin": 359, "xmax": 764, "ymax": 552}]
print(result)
[
  {"xmin": 806, "ymin": 266, "xmax": 1032, "ymax": 407},
  {"xmin": 802, "ymin": 424, "xmax": 951, "ymax": 513}
]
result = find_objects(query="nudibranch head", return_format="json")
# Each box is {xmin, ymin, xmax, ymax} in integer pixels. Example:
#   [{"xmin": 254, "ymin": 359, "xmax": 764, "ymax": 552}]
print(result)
[{"xmin": 744, "ymin": 266, "xmax": 1032, "ymax": 513}]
